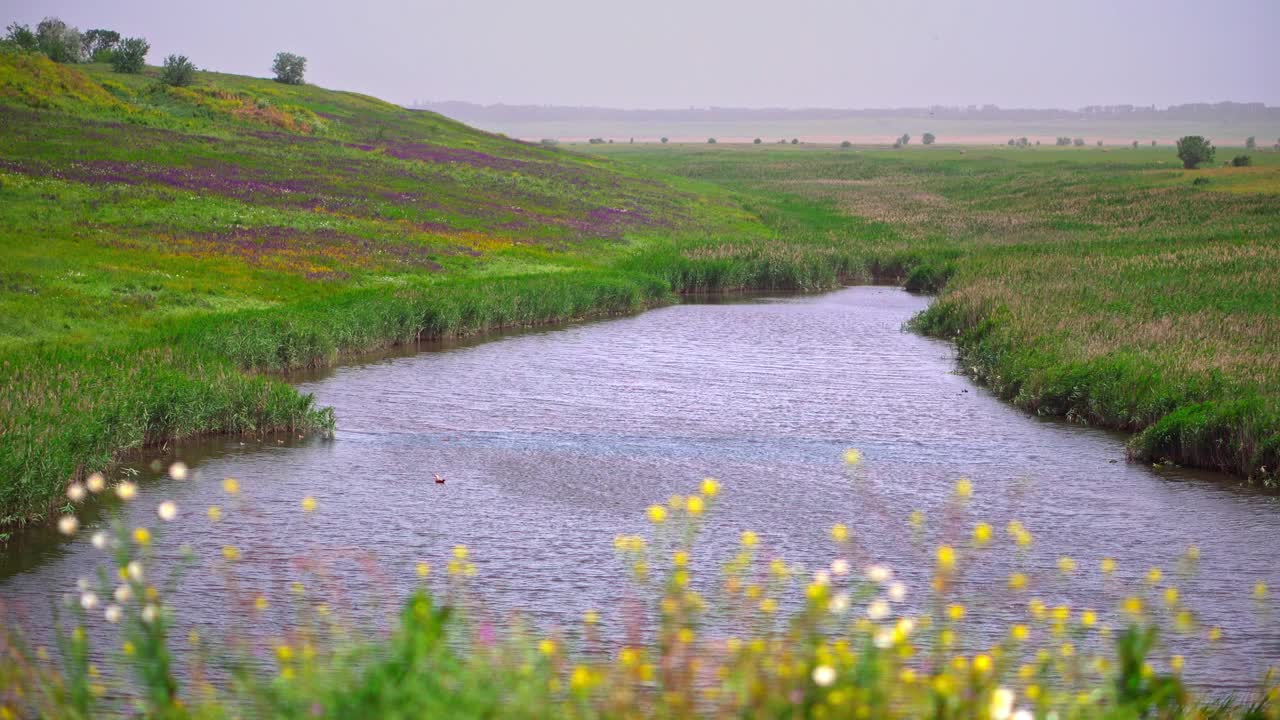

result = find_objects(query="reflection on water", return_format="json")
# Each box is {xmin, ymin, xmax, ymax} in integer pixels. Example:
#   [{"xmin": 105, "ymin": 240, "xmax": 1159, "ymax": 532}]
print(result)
[{"xmin": 3, "ymin": 287, "xmax": 1277, "ymax": 689}]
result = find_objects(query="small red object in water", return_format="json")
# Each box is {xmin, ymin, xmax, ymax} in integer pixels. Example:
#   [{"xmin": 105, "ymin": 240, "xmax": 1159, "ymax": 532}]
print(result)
[{"xmin": 433, "ymin": 473, "xmax": 445, "ymax": 484}]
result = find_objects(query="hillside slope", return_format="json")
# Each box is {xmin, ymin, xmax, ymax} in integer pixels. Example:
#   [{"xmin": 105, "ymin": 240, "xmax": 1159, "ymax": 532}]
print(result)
[{"xmin": 4, "ymin": 52, "xmax": 867, "ymax": 532}]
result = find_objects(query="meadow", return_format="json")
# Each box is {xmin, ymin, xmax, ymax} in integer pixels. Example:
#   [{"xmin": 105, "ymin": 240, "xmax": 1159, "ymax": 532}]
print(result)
[
  {"xmin": 587, "ymin": 142, "xmax": 1280, "ymax": 484},
  {"xmin": 2, "ymin": 42, "xmax": 1280, "ymax": 720}
]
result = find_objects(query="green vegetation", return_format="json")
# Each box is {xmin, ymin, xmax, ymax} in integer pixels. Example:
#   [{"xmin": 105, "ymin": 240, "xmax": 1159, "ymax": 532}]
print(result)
[
  {"xmin": 1177, "ymin": 136, "xmax": 1215, "ymax": 169},
  {"xmin": 0, "ymin": 49, "xmax": 873, "ymax": 531},
  {"xmin": 5, "ymin": 469, "xmax": 1277, "ymax": 718},
  {"xmin": 588, "ymin": 142, "xmax": 1280, "ymax": 483}
]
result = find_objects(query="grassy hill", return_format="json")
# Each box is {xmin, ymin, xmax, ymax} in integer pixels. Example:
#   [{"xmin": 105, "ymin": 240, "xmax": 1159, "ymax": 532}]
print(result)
[{"xmin": 3, "ymin": 52, "xmax": 885, "ymax": 532}]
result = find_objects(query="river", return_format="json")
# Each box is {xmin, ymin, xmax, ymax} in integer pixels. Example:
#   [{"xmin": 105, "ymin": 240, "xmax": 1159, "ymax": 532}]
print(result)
[{"xmin": 2, "ymin": 286, "xmax": 1277, "ymax": 689}]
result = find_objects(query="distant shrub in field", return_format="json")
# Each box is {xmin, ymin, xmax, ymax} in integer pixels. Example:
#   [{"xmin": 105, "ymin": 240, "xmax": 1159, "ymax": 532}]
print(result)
[
  {"xmin": 1073, "ymin": 138, "xmax": 1085, "ymax": 147},
  {"xmin": 1055, "ymin": 137, "xmax": 1071, "ymax": 146},
  {"xmin": 159, "ymin": 54, "xmax": 196, "ymax": 87},
  {"xmin": 898, "ymin": 133, "xmax": 911, "ymax": 146},
  {"xmin": 1245, "ymin": 136, "xmax": 1256, "ymax": 150},
  {"xmin": 1176, "ymin": 135, "xmax": 1215, "ymax": 169},
  {"xmin": 660, "ymin": 137, "xmax": 668, "ymax": 144},
  {"xmin": 1017, "ymin": 137, "xmax": 1029, "ymax": 148},
  {"xmin": 1132, "ymin": 140, "xmax": 1139, "ymax": 149},
  {"xmin": 1191, "ymin": 176, "xmax": 1211, "ymax": 186},
  {"xmin": 1007, "ymin": 138, "xmax": 1015, "ymax": 146},
  {"xmin": 753, "ymin": 138, "xmax": 761, "ymax": 144},
  {"xmin": 272, "ymin": 52, "xmax": 306, "ymax": 85},
  {"xmin": 110, "ymin": 37, "xmax": 149, "ymax": 74},
  {"xmin": 707, "ymin": 137, "xmax": 716, "ymax": 144},
  {"xmin": 35, "ymin": 17, "xmax": 82, "ymax": 63},
  {"xmin": 922, "ymin": 132, "xmax": 935, "ymax": 145},
  {"xmin": 2, "ymin": 22, "xmax": 39, "ymax": 52},
  {"xmin": 80, "ymin": 29, "xmax": 120, "ymax": 61},
  {"xmin": 791, "ymin": 138, "xmax": 799, "ymax": 144},
  {"xmin": 588, "ymin": 138, "xmax": 605, "ymax": 144},
  {"xmin": 538, "ymin": 138, "xmax": 558, "ymax": 147},
  {"xmin": 1096, "ymin": 140, "xmax": 1103, "ymax": 147},
  {"xmin": 1231, "ymin": 155, "xmax": 1252, "ymax": 167},
  {"xmin": 840, "ymin": 140, "xmax": 852, "ymax": 148},
  {"xmin": 1151, "ymin": 140, "xmax": 1157, "ymax": 147}
]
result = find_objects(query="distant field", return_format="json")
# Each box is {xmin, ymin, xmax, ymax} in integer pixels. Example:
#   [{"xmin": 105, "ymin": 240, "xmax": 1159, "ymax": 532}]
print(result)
[
  {"xmin": 587, "ymin": 142, "xmax": 1280, "ymax": 482},
  {"xmin": 448, "ymin": 115, "xmax": 1278, "ymax": 147}
]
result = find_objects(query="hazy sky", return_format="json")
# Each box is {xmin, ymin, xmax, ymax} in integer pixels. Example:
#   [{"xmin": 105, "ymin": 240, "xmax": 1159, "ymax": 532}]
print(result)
[{"xmin": 9, "ymin": 0, "xmax": 1278, "ymax": 109}]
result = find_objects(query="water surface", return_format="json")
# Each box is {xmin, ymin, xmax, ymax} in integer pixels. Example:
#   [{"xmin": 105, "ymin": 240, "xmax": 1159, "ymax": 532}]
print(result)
[{"xmin": 3, "ymin": 287, "xmax": 1276, "ymax": 688}]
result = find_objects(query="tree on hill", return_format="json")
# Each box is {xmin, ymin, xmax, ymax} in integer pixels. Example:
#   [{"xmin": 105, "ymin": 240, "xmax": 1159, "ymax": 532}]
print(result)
[
  {"xmin": 1245, "ymin": 136, "xmax": 1256, "ymax": 150},
  {"xmin": 160, "ymin": 54, "xmax": 196, "ymax": 87},
  {"xmin": 1175, "ymin": 135, "xmax": 1215, "ymax": 169},
  {"xmin": 2, "ymin": 23, "xmax": 38, "ymax": 52},
  {"xmin": 35, "ymin": 17, "xmax": 82, "ymax": 63},
  {"xmin": 272, "ymin": 52, "xmax": 306, "ymax": 85},
  {"xmin": 110, "ymin": 37, "xmax": 149, "ymax": 74},
  {"xmin": 81, "ymin": 29, "xmax": 120, "ymax": 61},
  {"xmin": 922, "ymin": 132, "xmax": 935, "ymax": 145},
  {"xmin": 899, "ymin": 133, "xmax": 911, "ymax": 146}
]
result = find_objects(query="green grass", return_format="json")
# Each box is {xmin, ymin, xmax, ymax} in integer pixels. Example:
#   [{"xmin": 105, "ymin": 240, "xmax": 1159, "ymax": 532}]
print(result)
[
  {"xmin": 0, "ymin": 51, "xmax": 870, "ymax": 531},
  {"xmin": 587, "ymin": 143, "xmax": 1280, "ymax": 482}
]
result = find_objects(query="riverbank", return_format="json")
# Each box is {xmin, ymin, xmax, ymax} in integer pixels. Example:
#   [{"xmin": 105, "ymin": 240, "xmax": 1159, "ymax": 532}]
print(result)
[{"xmin": 588, "ymin": 143, "xmax": 1280, "ymax": 484}]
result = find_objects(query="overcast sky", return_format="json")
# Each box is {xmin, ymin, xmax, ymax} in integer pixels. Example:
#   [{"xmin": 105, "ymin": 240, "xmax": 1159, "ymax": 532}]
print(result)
[{"xmin": 9, "ymin": 0, "xmax": 1278, "ymax": 109}]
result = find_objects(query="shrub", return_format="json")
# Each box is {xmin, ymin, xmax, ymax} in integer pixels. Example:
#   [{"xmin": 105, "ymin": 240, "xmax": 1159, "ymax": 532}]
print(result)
[
  {"xmin": 2, "ymin": 22, "xmax": 38, "ymax": 52},
  {"xmin": 110, "ymin": 37, "xmax": 149, "ymax": 74},
  {"xmin": 1132, "ymin": 140, "xmax": 1139, "ymax": 149},
  {"xmin": 35, "ymin": 17, "xmax": 82, "ymax": 63},
  {"xmin": 791, "ymin": 138, "xmax": 799, "ymax": 144},
  {"xmin": 1191, "ymin": 176, "xmax": 1211, "ymax": 186},
  {"xmin": 1245, "ymin": 136, "xmax": 1256, "ymax": 150},
  {"xmin": 660, "ymin": 137, "xmax": 668, "ymax": 144},
  {"xmin": 753, "ymin": 138, "xmax": 761, "ymax": 144},
  {"xmin": 1007, "ymin": 138, "xmax": 1015, "ymax": 146},
  {"xmin": 1231, "ymin": 155, "xmax": 1252, "ymax": 167},
  {"xmin": 1073, "ymin": 138, "xmax": 1085, "ymax": 147},
  {"xmin": 538, "ymin": 138, "xmax": 558, "ymax": 147},
  {"xmin": 159, "ymin": 54, "xmax": 196, "ymax": 87},
  {"xmin": 707, "ymin": 137, "xmax": 716, "ymax": 144},
  {"xmin": 587, "ymin": 138, "xmax": 605, "ymax": 144},
  {"xmin": 81, "ymin": 29, "xmax": 120, "ymax": 61},
  {"xmin": 272, "ymin": 51, "xmax": 306, "ymax": 85},
  {"xmin": 898, "ymin": 133, "xmax": 910, "ymax": 146},
  {"xmin": 1096, "ymin": 140, "xmax": 1103, "ymax": 147},
  {"xmin": 1056, "ymin": 137, "xmax": 1072, "ymax": 146},
  {"xmin": 840, "ymin": 140, "xmax": 852, "ymax": 148},
  {"xmin": 1176, "ymin": 135, "xmax": 1215, "ymax": 169},
  {"xmin": 1151, "ymin": 140, "xmax": 1157, "ymax": 147}
]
